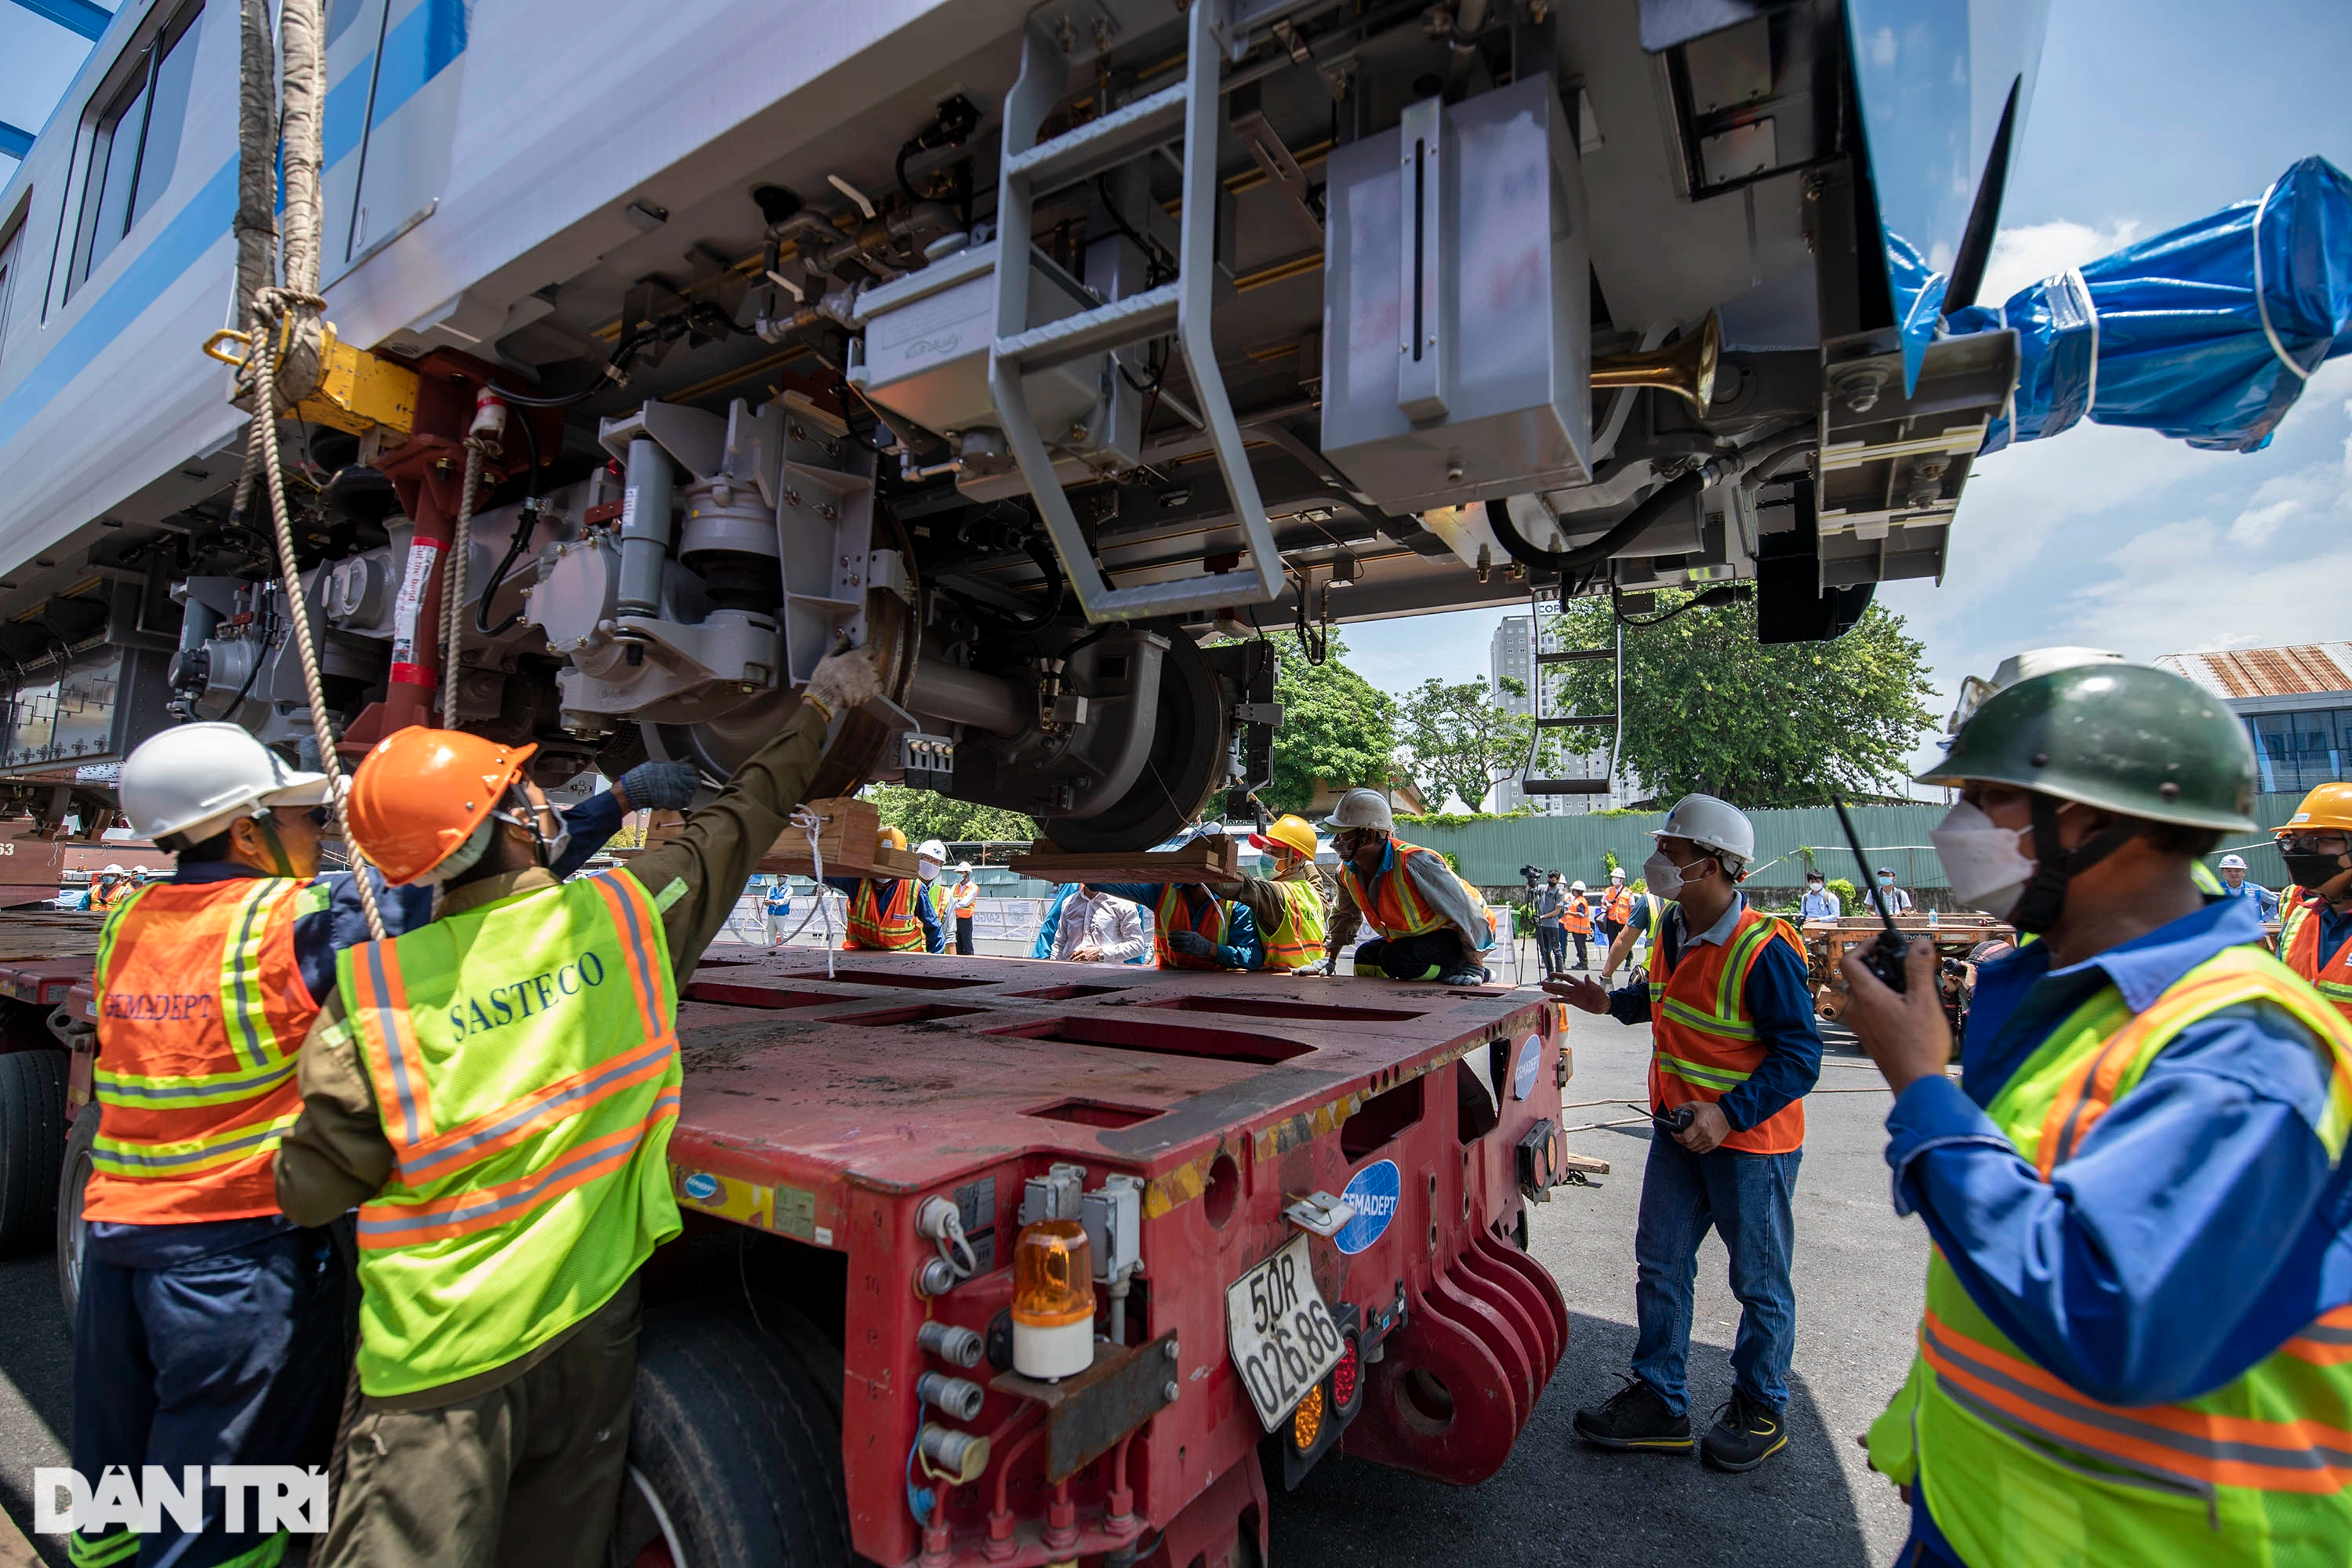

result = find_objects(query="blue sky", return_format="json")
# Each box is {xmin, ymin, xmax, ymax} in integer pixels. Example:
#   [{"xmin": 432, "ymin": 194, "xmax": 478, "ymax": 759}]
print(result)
[
  {"xmin": 3, "ymin": 0, "xmax": 2346, "ymax": 794},
  {"xmin": 1342, "ymin": 0, "xmax": 2352, "ymax": 791}
]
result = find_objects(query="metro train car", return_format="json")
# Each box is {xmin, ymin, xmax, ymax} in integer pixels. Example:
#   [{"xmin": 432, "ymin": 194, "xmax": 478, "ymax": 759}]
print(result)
[{"xmin": 0, "ymin": 0, "xmax": 2058, "ymax": 848}]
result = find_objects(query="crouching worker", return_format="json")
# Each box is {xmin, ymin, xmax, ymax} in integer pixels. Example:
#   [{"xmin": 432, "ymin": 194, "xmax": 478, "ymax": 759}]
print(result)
[
  {"xmin": 276, "ymin": 647, "xmax": 880, "ymax": 1568},
  {"xmin": 828, "ymin": 826, "xmax": 944, "ymax": 953},
  {"xmin": 1319, "ymin": 788, "xmax": 1492, "ymax": 985}
]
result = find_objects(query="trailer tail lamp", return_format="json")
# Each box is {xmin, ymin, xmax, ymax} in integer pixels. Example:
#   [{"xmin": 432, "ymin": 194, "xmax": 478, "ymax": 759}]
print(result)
[
  {"xmin": 1290, "ymin": 1381, "xmax": 1327, "ymax": 1451},
  {"xmin": 1330, "ymin": 1337, "xmax": 1362, "ymax": 1414},
  {"xmin": 1010, "ymin": 1218, "xmax": 1096, "ymax": 1379}
]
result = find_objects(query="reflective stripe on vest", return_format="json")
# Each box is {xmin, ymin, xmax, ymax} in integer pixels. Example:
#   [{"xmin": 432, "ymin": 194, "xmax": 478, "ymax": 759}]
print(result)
[
  {"xmin": 1156, "ymin": 885, "xmax": 1232, "ymax": 970},
  {"xmin": 339, "ymin": 870, "xmax": 684, "ymax": 1397},
  {"xmin": 1887, "ymin": 946, "xmax": 2352, "ymax": 1564},
  {"xmin": 1261, "ymin": 877, "xmax": 1330, "ymax": 971},
  {"xmin": 2282, "ymin": 899, "xmax": 2352, "ymax": 1022},
  {"xmin": 85, "ymin": 878, "xmax": 320, "ymax": 1223},
  {"xmin": 1646, "ymin": 906, "xmax": 1806, "ymax": 1154},
  {"xmin": 846, "ymin": 879, "xmax": 924, "ymax": 950}
]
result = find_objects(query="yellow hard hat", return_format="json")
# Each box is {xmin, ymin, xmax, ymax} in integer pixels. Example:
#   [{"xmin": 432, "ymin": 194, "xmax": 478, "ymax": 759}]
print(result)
[
  {"xmin": 2274, "ymin": 781, "xmax": 2352, "ymax": 836},
  {"xmin": 878, "ymin": 825, "xmax": 909, "ymax": 851},
  {"xmin": 1251, "ymin": 814, "xmax": 1318, "ymax": 861}
]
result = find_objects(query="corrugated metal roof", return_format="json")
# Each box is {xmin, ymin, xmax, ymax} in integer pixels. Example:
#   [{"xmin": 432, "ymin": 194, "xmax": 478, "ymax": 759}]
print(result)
[{"xmin": 2154, "ymin": 643, "xmax": 2352, "ymax": 699}]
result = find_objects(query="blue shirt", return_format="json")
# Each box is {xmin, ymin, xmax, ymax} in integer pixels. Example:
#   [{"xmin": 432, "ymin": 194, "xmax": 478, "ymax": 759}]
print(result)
[
  {"xmin": 2220, "ymin": 877, "xmax": 2281, "ymax": 920},
  {"xmin": 1604, "ymin": 893, "xmax": 1823, "ymax": 1131},
  {"xmin": 2320, "ymin": 903, "xmax": 2352, "ymax": 971},
  {"xmin": 1091, "ymin": 883, "xmax": 1266, "ymax": 971},
  {"xmin": 1799, "ymin": 888, "xmax": 1842, "ymax": 920}
]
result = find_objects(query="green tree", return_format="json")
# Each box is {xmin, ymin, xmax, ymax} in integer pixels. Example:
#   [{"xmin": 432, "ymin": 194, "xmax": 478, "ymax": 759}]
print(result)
[
  {"xmin": 1545, "ymin": 592, "xmax": 1934, "ymax": 807},
  {"xmin": 867, "ymin": 785, "xmax": 1039, "ymax": 844},
  {"xmin": 1397, "ymin": 675, "xmax": 1537, "ymax": 813},
  {"xmin": 1259, "ymin": 633, "xmax": 1399, "ymax": 816}
]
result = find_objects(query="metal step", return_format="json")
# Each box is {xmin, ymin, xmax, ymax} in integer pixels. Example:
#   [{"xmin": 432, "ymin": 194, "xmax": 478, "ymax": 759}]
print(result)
[
  {"xmin": 1534, "ymin": 714, "xmax": 1618, "ymax": 728},
  {"xmin": 1007, "ymin": 82, "xmax": 1188, "ymax": 190},
  {"xmin": 998, "ymin": 282, "xmax": 1180, "ymax": 373},
  {"xmin": 1519, "ymin": 779, "xmax": 1613, "ymax": 795},
  {"xmin": 1534, "ymin": 648, "xmax": 1614, "ymax": 665}
]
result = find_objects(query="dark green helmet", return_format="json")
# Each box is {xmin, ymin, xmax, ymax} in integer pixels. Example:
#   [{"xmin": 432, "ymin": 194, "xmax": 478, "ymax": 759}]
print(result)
[{"xmin": 1918, "ymin": 663, "xmax": 2256, "ymax": 833}]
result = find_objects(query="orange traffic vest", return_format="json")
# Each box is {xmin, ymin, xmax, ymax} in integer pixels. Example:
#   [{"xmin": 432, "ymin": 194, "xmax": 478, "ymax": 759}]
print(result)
[
  {"xmin": 1560, "ymin": 898, "xmax": 1593, "ymax": 935},
  {"xmin": 846, "ymin": 879, "xmax": 924, "ymax": 951},
  {"xmin": 950, "ymin": 881, "xmax": 978, "ymax": 918},
  {"xmin": 86, "ymin": 878, "xmax": 322, "ymax": 1223},
  {"xmin": 1337, "ymin": 840, "xmax": 1476, "ymax": 942},
  {"xmin": 2281, "ymin": 897, "xmax": 2352, "ymax": 1021},
  {"xmin": 1647, "ymin": 903, "xmax": 1809, "ymax": 1154},
  {"xmin": 1604, "ymin": 885, "xmax": 1635, "ymax": 924},
  {"xmin": 1155, "ymin": 885, "xmax": 1232, "ymax": 970}
]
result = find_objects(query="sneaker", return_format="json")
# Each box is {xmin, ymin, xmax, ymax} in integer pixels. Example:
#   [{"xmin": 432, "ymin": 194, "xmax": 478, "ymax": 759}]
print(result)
[
  {"xmin": 1700, "ymin": 1388, "xmax": 1788, "ymax": 1472},
  {"xmin": 1572, "ymin": 1377, "xmax": 1693, "ymax": 1454},
  {"xmin": 1439, "ymin": 967, "xmax": 1487, "ymax": 986}
]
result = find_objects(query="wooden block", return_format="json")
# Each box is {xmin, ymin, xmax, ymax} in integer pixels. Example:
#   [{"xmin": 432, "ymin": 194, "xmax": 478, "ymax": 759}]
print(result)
[
  {"xmin": 1007, "ymin": 837, "xmax": 1240, "ymax": 884},
  {"xmin": 1557, "ymin": 1151, "xmax": 1613, "ymax": 1176}
]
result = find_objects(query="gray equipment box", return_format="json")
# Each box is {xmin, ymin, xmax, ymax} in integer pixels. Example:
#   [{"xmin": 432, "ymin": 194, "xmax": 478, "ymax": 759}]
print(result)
[
  {"xmin": 848, "ymin": 240, "xmax": 1107, "ymax": 445},
  {"xmin": 1320, "ymin": 77, "xmax": 1593, "ymax": 514}
]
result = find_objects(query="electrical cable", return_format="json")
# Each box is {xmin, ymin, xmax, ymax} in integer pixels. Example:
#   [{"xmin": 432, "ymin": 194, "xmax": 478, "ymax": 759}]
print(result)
[
  {"xmin": 1483, "ymin": 470, "xmax": 1708, "ymax": 575},
  {"xmin": 474, "ymin": 392, "xmax": 544, "ymax": 639},
  {"xmin": 1614, "ymin": 581, "xmax": 1752, "ymax": 627}
]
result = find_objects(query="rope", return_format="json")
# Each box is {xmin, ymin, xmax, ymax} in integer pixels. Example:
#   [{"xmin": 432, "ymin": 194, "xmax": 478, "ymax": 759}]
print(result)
[
  {"xmin": 247, "ymin": 304, "xmax": 387, "ymax": 943},
  {"xmin": 793, "ymin": 805, "xmax": 836, "ymax": 978},
  {"xmin": 439, "ymin": 436, "xmax": 495, "ymax": 713}
]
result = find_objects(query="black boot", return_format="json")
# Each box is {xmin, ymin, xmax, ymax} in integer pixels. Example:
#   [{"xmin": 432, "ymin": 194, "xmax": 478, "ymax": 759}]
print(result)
[
  {"xmin": 1699, "ymin": 1388, "xmax": 1788, "ymax": 1472},
  {"xmin": 1572, "ymin": 1377, "xmax": 1693, "ymax": 1454}
]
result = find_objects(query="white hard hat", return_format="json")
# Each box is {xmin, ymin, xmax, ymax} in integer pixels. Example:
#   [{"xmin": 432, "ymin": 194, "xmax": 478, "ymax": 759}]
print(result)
[
  {"xmin": 1653, "ymin": 793, "xmax": 1755, "ymax": 867},
  {"xmin": 1610, "ymin": 866, "xmax": 1626, "ymax": 880},
  {"xmin": 1320, "ymin": 786, "xmax": 1393, "ymax": 833},
  {"xmin": 956, "ymin": 861, "xmax": 972, "ymax": 874},
  {"xmin": 2218, "ymin": 853, "xmax": 2249, "ymax": 869},
  {"xmin": 119, "ymin": 723, "xmax": 330, "ymax": 845},
  {"xmin": 1950, "ymin": 647, "xmax": 2125, "ymax": 733},
  {"xmin": 1570, "ymin": 880, "xmax": 1586, "ymax": 891},
  {"xmin": 103, "ymin": 863, "xmax": 127, "ymax": 875},
  {"xmin": 916, "ymin": 838, "xmax": 947, "ymax": 862}
]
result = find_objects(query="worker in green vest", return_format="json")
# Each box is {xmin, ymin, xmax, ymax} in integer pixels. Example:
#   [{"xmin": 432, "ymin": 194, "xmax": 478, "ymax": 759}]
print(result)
[
  {"xmin": 275, "ymin": 647, "xmax": 880, "ymax": 1568},
  {"xmin": 1838, "ymin": 662, "xmax": 2352, "ymax": 1566}
]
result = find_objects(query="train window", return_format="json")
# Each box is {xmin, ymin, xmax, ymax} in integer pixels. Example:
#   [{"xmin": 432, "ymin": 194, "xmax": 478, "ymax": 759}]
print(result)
[
  {"xmin": 64, "ymin": 2, "xmax": 201, "ymax": 300},
  {"xmin": 0, "ymin": 220, "xmax": 20, "ymax": 363}
]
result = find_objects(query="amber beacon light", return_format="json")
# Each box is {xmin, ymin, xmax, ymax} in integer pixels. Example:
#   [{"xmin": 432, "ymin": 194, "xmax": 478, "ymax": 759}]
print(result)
[{"xmin": 1010, "ymin": 1218, "xmax": 1097, "ymax": 1379}]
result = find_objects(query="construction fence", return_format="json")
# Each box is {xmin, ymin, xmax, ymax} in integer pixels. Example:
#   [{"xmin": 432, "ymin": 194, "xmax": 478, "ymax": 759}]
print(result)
[{"xmin": 1396, "ymin": 793, "xmax": 2314, "ymax": 901}]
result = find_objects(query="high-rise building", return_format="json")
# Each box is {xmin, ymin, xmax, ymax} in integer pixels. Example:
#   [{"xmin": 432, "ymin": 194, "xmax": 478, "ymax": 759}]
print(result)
[{"xmin": 1488, "ymin": 614, "xmax": 1642, "ymax": 813}]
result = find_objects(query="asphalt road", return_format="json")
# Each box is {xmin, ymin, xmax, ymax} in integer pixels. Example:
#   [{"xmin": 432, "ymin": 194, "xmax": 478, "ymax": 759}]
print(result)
[{"xmin": 0, "ymin": 1013, "xmax": 1925, "ymax": 1567}]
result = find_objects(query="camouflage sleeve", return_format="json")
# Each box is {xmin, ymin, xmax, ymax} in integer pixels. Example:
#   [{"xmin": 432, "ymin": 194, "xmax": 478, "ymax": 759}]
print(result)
[{"xmin": 275, "ymin": 996, "xmax": 397, "ymax": 1226}]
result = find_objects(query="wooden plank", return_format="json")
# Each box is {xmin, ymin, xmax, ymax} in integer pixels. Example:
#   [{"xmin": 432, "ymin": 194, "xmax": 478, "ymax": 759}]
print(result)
[
  {"xmin": 1007, "ymin": 838, "xmax": 1240, "ymax": 883},
  {"xmin": 1557, "ymin": 1151, "xmax": 1612, "ymax": 1176}
]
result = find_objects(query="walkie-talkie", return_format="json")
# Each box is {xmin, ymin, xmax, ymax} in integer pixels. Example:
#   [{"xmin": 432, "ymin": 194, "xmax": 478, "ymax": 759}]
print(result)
[{"xmin": 1831, "ymin": 793, "xmax": 1910, "ymax": 993}]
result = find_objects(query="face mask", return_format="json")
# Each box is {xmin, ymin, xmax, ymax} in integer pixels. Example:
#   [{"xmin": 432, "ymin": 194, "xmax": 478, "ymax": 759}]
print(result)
[
  {"xmin": 919, "ymin": 859, "xmax": 942, "ymax": 883},
  {"xmin": 1878, "ymin": 873, "xmax": 1895, "ymax": 886},
  {"xmin": 2281, "ymin": 848, "xmax": 2349, "ymax": 891},
  {"xmin": 1929, "ymin": 801, "xmax": 2034, "ymax": 919},
  {"xmin": 1806, "ymin": 881, "xmax": 1824, "ymax": 894},
  {"xmin": 1642, "ymin": 848, "xmax": 1688, "ymax": 899}
]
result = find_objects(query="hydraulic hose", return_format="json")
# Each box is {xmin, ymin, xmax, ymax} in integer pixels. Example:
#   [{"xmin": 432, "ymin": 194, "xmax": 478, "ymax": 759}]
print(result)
[{"xmin": 1483, "ymin": 470, "xmax": 1708, "ymax": 575}]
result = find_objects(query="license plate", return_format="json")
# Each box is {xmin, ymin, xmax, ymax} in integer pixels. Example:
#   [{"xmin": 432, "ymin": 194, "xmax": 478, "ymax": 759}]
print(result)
[{"xmin": 1225, "ymin": 1236, "xmax": 1348, "ymax": 1431}]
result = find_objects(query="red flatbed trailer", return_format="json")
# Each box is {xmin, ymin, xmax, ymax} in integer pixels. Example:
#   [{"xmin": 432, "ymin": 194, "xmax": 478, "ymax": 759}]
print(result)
[{"xmin": 37, "ymin": 936, "xmax": 1581, "ymax": 1568}]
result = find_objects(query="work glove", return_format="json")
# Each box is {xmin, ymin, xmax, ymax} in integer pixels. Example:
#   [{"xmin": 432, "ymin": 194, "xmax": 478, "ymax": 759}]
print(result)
[
  {"xmin": 803, "ymin": 645, "xmax": 883, "ymax": 719},
  {"xmin": 1166, "ymin": 931, "xmax": 1215, "ymax": 959},
  {"xmin": 615, "ymin": 760, "xmax": 699, "ymax": 814}
]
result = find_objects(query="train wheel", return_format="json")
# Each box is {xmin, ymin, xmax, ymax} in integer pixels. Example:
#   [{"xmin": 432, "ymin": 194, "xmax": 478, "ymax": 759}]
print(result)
[{"xmin": 0, "ymin": 1047, "xmax": 67, "ymax": 1257}]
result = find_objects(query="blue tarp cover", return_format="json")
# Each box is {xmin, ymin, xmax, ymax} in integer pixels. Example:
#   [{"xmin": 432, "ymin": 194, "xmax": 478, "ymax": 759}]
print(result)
[{"xmin": 1947, "ymin": 157, "xmax": 2352, "ymax": 455}]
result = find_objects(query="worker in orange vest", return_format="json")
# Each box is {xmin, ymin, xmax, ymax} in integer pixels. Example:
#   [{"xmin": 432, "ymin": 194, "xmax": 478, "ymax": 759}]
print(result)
[
  {"xmin": 826, "ymin": 826, "xmax": 943, "ymax": 952},
  {"xmin": 2274, "ymin": 781, "xmax": 2352, "ymax": 1018},
  {"xmin": 1600, "ymin": 866, "xmax": 1635, "ymax": 941},
  {"xmin": 1549, "ymin": 794, "xmax": 1820, "ymax": 1472},
  {"xmin": 1319, "ymin": 789, "xmax": 1492, "ymax": 985},
  {"xmin": 1561, "ymin": 877, "xmax": 1597, "ymax": 971},
  {"xmin": 948, "ymin": 862, "xmax": 980, "ymax": 955}
]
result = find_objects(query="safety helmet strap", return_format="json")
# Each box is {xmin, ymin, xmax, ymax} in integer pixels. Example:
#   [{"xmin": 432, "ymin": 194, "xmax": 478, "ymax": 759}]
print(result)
[{"xmin": 2010, "ymin": 793, "xmax": 2141, "ymax": 936}]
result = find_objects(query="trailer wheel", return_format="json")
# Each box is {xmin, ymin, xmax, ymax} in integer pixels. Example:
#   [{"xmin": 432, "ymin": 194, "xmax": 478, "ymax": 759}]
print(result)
[
  {"xmin": 615, "ymin": 1302, "xmax": 851, "ymax": 1568},
  {"xmin": 56, "ymin": 1101, "xmax": 96, "ymax": 1316},
  {"xmin": 0, "ymin": 1048, "xmax": 67, "ymax": 1257}
]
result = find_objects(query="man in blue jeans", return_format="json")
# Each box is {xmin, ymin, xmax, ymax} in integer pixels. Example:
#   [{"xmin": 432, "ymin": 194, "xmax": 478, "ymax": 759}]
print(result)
[{"xmin": 1548, "ymin": 794, "xmax": 1822, "ymax": 1471}]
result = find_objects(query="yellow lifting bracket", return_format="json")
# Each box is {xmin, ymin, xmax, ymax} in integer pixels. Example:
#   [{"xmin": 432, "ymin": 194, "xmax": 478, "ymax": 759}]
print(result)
[{"xmin": 201, "ymin": 318, "xmax": 417, "ymax": 440}]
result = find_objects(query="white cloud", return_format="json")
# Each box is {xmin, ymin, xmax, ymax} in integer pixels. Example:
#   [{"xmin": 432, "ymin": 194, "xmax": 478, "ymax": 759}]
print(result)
[
  {"xmin": 2074, "ymin": 516, "xmax": 2352, "ymax": 657},
  {"xmin": 1976, "ymin": 218, "xmax": 2143, "ymax": 308}
]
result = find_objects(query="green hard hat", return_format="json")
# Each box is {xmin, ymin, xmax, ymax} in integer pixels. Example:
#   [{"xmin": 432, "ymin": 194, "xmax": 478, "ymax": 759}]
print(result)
[{"xmin": 1917, "ymin": 663, "xmax": 2256, "ymax": 833}]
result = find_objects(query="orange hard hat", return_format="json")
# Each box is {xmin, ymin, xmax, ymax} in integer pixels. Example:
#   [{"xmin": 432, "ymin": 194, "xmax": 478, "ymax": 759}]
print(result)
[
  {"xmin": 348, "ymin": 727, "xmax": 536, "ymax": 884},
  {"xmin": 1250, "ymin": 814, "xmax": 1318, "ymax": 861},
  {"xmin": 2274, "ymin": 781, "xmax": 2352, "ymax": 837},
  {"xmin": 878, "ymin": 825, "xmax": 908, "ymax": 851}
]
